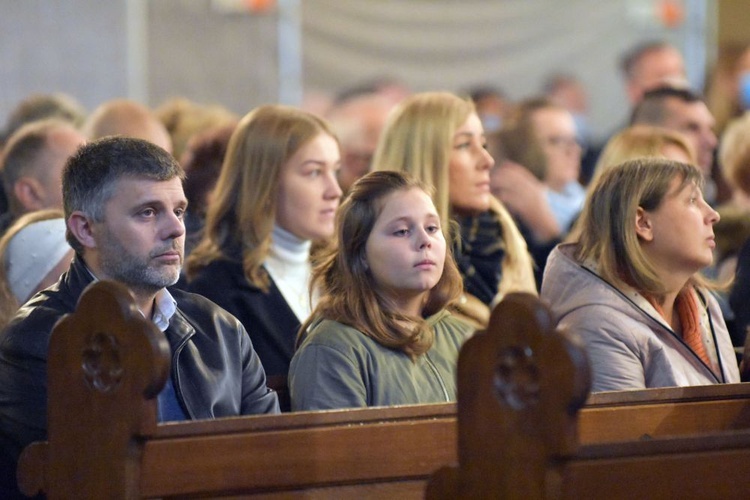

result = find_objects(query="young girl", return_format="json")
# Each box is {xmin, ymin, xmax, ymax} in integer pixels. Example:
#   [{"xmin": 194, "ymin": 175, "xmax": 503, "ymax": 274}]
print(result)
[
  {"xmin": 289, "ymin": 171, "xmax": 472, "ymax": 411},
  {"xmin": 541, "ymin": 157, "xmax": 740, "ymax": 391},
  {"xmin": 371, "ymin": 92, "xmax": 536, "ymax": 328},
  {"xmin": 185, "ymin": 105, "xmax": 342, "ymax": 411}
]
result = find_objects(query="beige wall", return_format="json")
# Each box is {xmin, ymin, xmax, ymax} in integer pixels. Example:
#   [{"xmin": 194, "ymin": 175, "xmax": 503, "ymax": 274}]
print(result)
[{"xmin": 0, "ymin": 0, "xmax": 714, "ymax": 139}]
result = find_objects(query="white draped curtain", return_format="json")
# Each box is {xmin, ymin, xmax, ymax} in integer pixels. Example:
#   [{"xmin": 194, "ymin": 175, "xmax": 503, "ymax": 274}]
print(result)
[{"xmin": 0, "ymin": 0, "xmax": 709, "ymax": 139}]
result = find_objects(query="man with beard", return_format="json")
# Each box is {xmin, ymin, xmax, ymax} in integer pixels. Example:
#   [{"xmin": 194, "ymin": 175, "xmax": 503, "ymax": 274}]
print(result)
[{"xmin": 0, "ymin": 137, "xmax": 279, "ymax": 499}]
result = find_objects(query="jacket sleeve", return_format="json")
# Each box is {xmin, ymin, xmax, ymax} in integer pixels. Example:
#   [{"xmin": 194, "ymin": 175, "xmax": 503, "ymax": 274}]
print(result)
[
  {"xmin": 288, "ymin": 342, "xmax": 367, "ymax": 411},
  {"xmin": 561, "ymin": 311, "xmax": 647, "ymax": 392},
  {"xmin": 0, "ymin": 323, "xmax": 50, "ymax": 498},
  {"xmin": 238, "ymin": 323, "xmax": 280, "ymax": 415}
]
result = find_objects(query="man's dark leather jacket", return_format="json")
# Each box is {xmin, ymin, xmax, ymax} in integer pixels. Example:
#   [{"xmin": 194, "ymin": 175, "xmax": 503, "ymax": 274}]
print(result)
[{"xmin": 0, "ymin": 255, "xmax": 279, "ymax": 498}]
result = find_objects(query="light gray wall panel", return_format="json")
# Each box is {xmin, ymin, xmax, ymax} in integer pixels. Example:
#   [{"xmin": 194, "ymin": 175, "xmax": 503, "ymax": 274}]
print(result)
[
  {"xmin": 0, "ymin": 1, "xmax": 127, "ymax": 118},
  {"xmin": 147, "ymin": 0, "xmax": 279, "ymax": 115}
]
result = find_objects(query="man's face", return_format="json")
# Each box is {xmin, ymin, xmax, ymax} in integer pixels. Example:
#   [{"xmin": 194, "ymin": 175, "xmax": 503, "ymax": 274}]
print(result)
[
  {"xmin": 627, "ymin": 47, "xmax": 686, "ymax": 104},
  {"xmin": 91, "ymin": 177, "xmax": 187, "ymax": 295},
  {"xmin": 32, "ymin": 126, "xmax": 86, "ymax": 211},
  {"xmin": 662, "ymin": 98, "xmax": 718, "ymax": 175}
]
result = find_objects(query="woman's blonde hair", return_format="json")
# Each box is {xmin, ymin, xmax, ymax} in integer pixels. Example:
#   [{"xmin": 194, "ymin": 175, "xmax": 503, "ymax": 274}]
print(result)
[
  {"xmin": 0, "ymin": 209, "xmax": 65, "ymax": 328},
  {"xmin": 298, "ymin": 171, "xmax": 463, "ymax": 359},
  {"xmin": 371, "ymin": 91, "xmax": 536, "ymax": 301},
  {"xmin": 576, "ymin": 157, "xmax": 710, "ymax": 296},
  {"xmin": 185, "ymin": 104, "xmax": 337, "ymax": 290},
  {"xmin": 591, "ymin": 125, "xmax": 696, "ymax": 186},
  {"xmin": 567, "ymin": 126, "xmax": 695, "ymax": 244},
  {"xmin": 719, "ymin": 111, "xmax": 750, "ymax": 195}
]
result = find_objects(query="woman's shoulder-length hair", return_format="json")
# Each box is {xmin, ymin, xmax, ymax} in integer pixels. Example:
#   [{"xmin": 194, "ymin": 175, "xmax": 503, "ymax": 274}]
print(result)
[
  {"xmin": 185, "ymin": 104, "xmax": 338, "ymax": 290},
  {"xmin": 299, "ymin": 170, "xmax": 463, "ymax": 359},
  {"xmin": 575, "ymin": 157, "xmax": 713, "ymax": 295}
]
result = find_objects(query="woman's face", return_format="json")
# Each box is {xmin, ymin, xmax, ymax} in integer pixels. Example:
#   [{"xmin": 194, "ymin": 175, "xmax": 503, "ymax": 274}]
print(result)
[
  {"xmin": 365, "ymin": 187, "xmax": 446, "ymax": 316},
  {"xmin": 448, "ymin": 112, "xmax": 495, "ymax": 215},
  {"xmin": 532, "ymin": 107, "xmax": 582, "ymax": 191},
  {"xmin": 637, "ymin": 176, "xmax": 719, "ymax": 278},
  {"xmin": 276, "ymin": 133, "xmax": 343, "ymax": 240}
]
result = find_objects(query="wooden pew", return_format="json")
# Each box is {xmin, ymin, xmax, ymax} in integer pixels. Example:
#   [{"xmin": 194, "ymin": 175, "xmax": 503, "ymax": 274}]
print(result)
[
  {"xmin": 426, "ymin": 293, "xmax": 750, "ymax": 499},
  {"xmin": 581, "ymin": 381, "xmax": 750, "ymax": 443},
  {"xmin": 16, "ymin": 280, "xmax": 458, "ymax": 499},
  {"xmin": 15, "ymin": 284, "xmax": 750, "ymax": 498}
]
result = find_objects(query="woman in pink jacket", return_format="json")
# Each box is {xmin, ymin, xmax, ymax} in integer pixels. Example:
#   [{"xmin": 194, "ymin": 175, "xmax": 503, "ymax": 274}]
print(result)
[{"xmin": 541, "ymin": 157, "xmax": 740, "ymax": 392}]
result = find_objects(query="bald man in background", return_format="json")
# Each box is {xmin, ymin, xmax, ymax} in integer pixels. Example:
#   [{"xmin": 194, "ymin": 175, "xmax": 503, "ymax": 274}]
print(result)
[
  {"xmin": 83, "ymin": 99, "xmax": 173, "ymax": 153},
  {"xmin": 0, "ymin": 119, "xmax": 86, "ymax": 234}
]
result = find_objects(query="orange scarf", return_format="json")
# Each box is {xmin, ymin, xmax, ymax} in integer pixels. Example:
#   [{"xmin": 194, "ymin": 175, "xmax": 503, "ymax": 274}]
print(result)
[{"xmin": 646, "ymin": 289, "xmax": 711, "ymax": 367}]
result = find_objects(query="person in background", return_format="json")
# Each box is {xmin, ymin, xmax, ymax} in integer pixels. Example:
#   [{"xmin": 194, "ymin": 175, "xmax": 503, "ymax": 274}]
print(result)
[
  {"xmin": 0, "ymin": 209, "xmax": 72, "ymax": 329},
  {"xmin": 542, "ymin": 157, "xmax": 739, "ymax": 392},
  {"xmin": 569, "ymin": 124, "xmax": 696, "ymax": 244},
  {"xmin": 719, "ymin": 113, "xmax": 750, "ymax": 347},
  {"xmin": 155, "ymin": 97, "xmax": 238, "ymax": 162},
  {"xmin": 179, "ymin": 122, "xmax": 237, "ymax": 257},
  {"xmin": 699, "ymin": 113, "xmax": 750, "ymax": 286},
  {"xmin": 0, "ymin": 137, "xmax": 278, "ymax": 499},
  {"xmin": 0, "ymin": 119, "xmax": 86, "ymax": 234},
  {"xmin": 542, "ymin": 73, "xmax": 596, "ymax": 185},
  {"xmin": 716, "ymin": 112, "xmax": 750, "ymax": 213},
  {"xmin": 486, "ymin": 131, "xmax": 561, "ymax": 254},
  {"xmin": 620, "ymin": 40, "xmax": 687, "ymax": 107},
  {"xmin": 84, "ymin": 98, "xmax": 173, "ymax": 154},
  {"xmin": 185, "ymin": 105, "xmax": 342, "ymax": 411},
  {"xmin": 0, "ymin": 92, "xmax": 86, "ymax": 147},
  {"xmin": 289, "ymin": 171, "xmax": 471, "ymax": 411},
  {"xmin": 630, "ymin": 86, "xmax": 720, "ymax": 204},
  {"xmin": 705, "ymin": 44, "xmax": 750, "ymax": 137},
  {"xmin": 0, "ymin": 92, "xmax": 87, "ymax": 221},
  {"xmin": 500, "ymin": 97, "xmax": 585, "ymax": 234},
  {"xmin": 372, "ymin": 91, "xmax": 536, "ymax": 329},
  {"xmin": 496, "ymin": 98, "xmax": 585, "ymax": 284},
  {"xmin": 588, "ymin": 125, "xmax": 696, "ymax": 187},
  {"xmin": 325, "ymin": 92, "xmax": 394, "ymax": 194},
  {"xmin": 583, "ymin": 40, "xmax": 688, "ymax": 186},
  {"xmin": 466, "ymin": 85, "xmax": 510, "ymax": 134}
]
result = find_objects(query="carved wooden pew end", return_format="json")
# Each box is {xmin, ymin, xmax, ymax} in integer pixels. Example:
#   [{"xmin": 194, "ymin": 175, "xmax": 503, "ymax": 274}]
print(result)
[
  {"xmin": 18, "ymin": 280, "xmax": 170, "ymax": 498},
  {"xmin": 427, "ymin": 292, "xmax": 591, "ymax": 499}
]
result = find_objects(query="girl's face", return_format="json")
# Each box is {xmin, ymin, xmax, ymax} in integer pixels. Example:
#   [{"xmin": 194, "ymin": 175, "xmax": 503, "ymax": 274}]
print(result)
[
  {"xmin": 365, "ymin": 187, "xmax": 446, "ymax": 316},
  {"xmin": 532, "ymin": 107, "xmax": 582, "ymax": 191},
  {"xmin": 448, "ymin": 112, "xmax": 495, "ymax": 215},
  {"xmin": 276, "ymin": 133, "xmax": 343, "ymax": 240}
]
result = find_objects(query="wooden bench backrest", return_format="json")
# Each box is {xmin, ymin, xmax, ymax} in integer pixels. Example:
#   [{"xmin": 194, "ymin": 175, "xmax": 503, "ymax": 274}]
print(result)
[
  {"xmin": 16, "ymin": 285, "xmax": 750, "ymax": 498},
  {"xmin": 426, "ymin": 292, "xmax": 750, "ymax": 499},
  {"xmin": 17, "ymin": 281, "xmax": 459, "ymax": 499},
  {"xmin": 18, "ymin": 281, "xmax": 169, "ymax": 498}
]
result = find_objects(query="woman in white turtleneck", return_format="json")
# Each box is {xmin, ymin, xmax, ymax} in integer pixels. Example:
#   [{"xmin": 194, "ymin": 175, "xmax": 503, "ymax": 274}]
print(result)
[{"xmin": 185, "ymin": 105, "xmax": 342, "ymax": 411}]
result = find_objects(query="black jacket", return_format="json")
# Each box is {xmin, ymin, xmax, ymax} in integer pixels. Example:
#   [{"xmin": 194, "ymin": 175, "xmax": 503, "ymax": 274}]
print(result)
[
  {"xmin": 186, "ymin": 256, "xmax": 300, "ymax": 411},
  {"xmin": 0, "ymin": 255, "xmax": 279, "ymax": 498}
]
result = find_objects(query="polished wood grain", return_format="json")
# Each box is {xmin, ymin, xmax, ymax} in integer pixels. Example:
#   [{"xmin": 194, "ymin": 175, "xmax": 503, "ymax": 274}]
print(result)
[
  {"xmin": 427, "ymin": 293, "xmax": 750, "ymax": 499},
  {"xmin": 17, "ymin": 286, "xmax": 750, "ymax": 498}
]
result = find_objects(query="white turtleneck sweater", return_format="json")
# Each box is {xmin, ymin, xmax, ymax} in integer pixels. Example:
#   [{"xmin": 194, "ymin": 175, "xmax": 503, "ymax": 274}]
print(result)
[{"xmin": 263, "ymin": 224, "xmax": 314, "ymax": 323}]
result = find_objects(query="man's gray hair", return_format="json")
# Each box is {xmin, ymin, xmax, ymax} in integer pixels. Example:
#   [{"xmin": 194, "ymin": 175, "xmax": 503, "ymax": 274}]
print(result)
[{"xmin": 62, "ymin": 136, "xmax": 184, "ymax": 253}]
